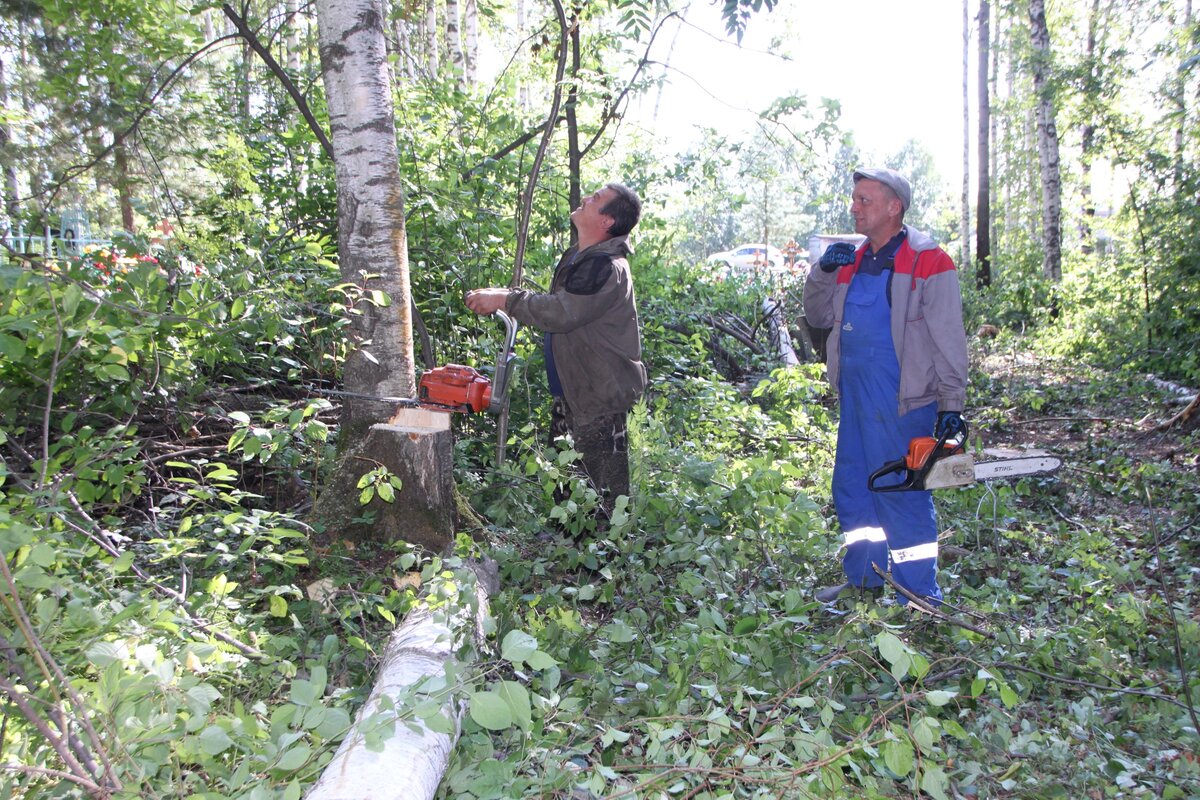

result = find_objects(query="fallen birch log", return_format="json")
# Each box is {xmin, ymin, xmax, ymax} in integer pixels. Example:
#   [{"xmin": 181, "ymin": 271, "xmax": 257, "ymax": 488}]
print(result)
[{"xmin": 305, "ymin": 560, "xmax": 497, "ymax": 800}]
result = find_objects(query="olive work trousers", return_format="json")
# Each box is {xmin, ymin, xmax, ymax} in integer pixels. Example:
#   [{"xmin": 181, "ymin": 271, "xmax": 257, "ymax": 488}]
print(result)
[{"xmin": 549, "ymin": 396, "xmax": 630, "ymax": 519}]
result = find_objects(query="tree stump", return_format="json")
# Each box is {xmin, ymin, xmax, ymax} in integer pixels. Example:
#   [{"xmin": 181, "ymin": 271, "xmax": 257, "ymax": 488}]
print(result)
[{"xmin": 314, "ymin": 407, "xmax": 455, "ymax": 552}]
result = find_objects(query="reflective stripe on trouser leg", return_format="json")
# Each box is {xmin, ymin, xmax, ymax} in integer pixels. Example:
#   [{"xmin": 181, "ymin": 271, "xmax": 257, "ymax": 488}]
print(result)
[
  {"xmin": 870, "ymin": 403, "xmax": 942, "ymax": 604},
  {"xmin": 841, "ymin": 526, "xmax": 889, "ymax": 588}
]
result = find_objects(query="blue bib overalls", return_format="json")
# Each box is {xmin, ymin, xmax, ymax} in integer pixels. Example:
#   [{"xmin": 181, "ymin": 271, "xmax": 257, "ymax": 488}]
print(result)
[{"xmin": 832, "ymin": 259, "xmax": 943, "ymax": 603}]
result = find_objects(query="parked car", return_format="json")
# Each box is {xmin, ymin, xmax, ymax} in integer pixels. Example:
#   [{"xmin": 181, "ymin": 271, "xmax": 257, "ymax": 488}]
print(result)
[{"xmin": 707, "ymin": 243, "xmax": 785, "ymax": 275}]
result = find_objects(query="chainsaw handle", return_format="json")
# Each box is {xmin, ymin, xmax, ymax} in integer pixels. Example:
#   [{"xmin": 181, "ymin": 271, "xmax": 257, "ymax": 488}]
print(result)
[
  {"xmin": 867, "ymin": 457, "xmax": 920, "ymax": 492},
  {"xmin": 487, "ymin": 310, "xmax": 517, "ymax": 413},
  {"xmin": 867, "ymin": 428, "xmax": 964, "ymax": 493}
]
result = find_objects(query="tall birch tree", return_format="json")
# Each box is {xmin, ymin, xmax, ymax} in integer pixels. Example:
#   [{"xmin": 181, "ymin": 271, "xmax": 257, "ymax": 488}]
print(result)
[
  {"xmin": 961, "ymin": 0, "xmax": 971, "ymax": 271},
  {"xmin": 446, "ymin": 0, "xmax": 463, "ymax": 81},
  {"xmin": 976, "ymin": 0, "xmax": 992, "ymax": 287},
  {"xmin": 1029, "ymin": 0, "xmax": 1062, "ymax": 282},
  {"xmin": 463, "ymin": 0, "xmax": 478, "ymax": 83},
  {"xmin": 314, "ymin": 0, "xmax": 416, "ymax": 435}
]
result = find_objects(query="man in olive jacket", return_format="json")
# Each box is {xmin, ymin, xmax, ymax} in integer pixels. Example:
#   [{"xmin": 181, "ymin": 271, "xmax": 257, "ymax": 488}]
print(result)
[{"xmin": 466, "ymin": 182, "xmax": 647, "ymax": 519}]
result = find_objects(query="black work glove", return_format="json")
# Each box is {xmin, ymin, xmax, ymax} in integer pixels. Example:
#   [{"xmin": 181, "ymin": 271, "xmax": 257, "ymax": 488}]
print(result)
[
  {"xmin": 818, "ymin": 242, "xmax": 857, "ymax": 273},
  {"xmin": 935, "ymin": 411, "xmax": 967, "ymax": 441}
]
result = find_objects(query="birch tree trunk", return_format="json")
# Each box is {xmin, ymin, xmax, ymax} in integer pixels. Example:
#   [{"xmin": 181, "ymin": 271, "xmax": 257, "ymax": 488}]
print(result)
[
  {"xmin": 0, "ymin": 56, "xmax": 20, "ymax": 220},
  {"xmin": 961, "ymin": 0, "xmax": 971, "ymax": 271},
  {"xmin": 1175, "ymin": 0, "xmax": 1193, "ymax": 186},
  {"xmin": 393, "ymin": 2, "xmax": 416, "ymax": 82},
  {"xmin": 286, "ymin": 0, "xmax": 302, "ymax": 72},
  {"xmin": 425, "ymin": 0, "xmax": 440, "ymax": 78},
  {"xmin": 567, "ymin": 20, "xmax": 581, "ymax": 220},
  {"xmin": 445, "ymin": 0, "xmax": 463, "ymax": 82},
  {"xmin": 1029, "ymin": 0, "xmax": 1062, "ymax": 283},
  {"xmin": 314, "ymin": 0, "xmax": 416, "ymax": 436},
  {"xmin": 462, "ymin": 0, "xmax": 478, "ymax": 84},
  {"xmin": 516, "ymin": 0, "xmax": 528, "ymax": 109},
  {"xmin": 304, "ymin": 561, "xmax": 497, "ymax": 800},
  {"xmin": 976, "ymin": 0, "xmax": 992, "ymax": 287},
  {"xmin": 1080, "ymin": 0, "xmax": 1099, "ymax": 256}
]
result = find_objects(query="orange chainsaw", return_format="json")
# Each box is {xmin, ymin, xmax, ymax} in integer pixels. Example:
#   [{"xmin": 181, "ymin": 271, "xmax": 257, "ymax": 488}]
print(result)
[
  {"xmin": 417, "ymin": 310, "xmax": 517, "ymax": 414},
  {"xmin": 868, "ymin": 430, "xmax": 1062, "ymax": 492}
]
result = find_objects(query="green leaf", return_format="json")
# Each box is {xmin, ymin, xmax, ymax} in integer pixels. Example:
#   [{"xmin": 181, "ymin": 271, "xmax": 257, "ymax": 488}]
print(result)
[
  {"xmin": 63, "ymin": 284, "xmax": 84, "ymax": 316},
  {"xmin": 526, "ymin": 650, "xmax": 558, "ymax": 670},
  {"xmin": 925, "ymin": 690, "xmax": 956, "ymax": 707},
  {"xmin": 0, "ymin": 333, "xmax": 26, "ymax": 360},
  {"xmin": 501, "ymin": 630, "xmax": 538, "ymax": 665},
  {"xmin": 198, "ymin": 725, "xmax": 234, "ymax": 756},
  {"xmin": 314, "ymin": 707, "xmax": 352, "ymax": 740},
  {"xmin": 275, "ymin": 743, "xmax": 312, "ymax": 771},
  {"xmin": 498, "ymin": 681, "xmax": 532, "ymax": 731},
  {"xmin": 920, "ymin": 764, "xmax": 951, "ymax": 800},
  {"xmin": 881, "ymin": 737, "xmax": 914, "ymax": 777},
  {"xmin": 469, "ymin": 690, "xmax": 513, "ymax": 730},
  {"xmin": 110, "ymin": 549, "xmax": 135, "ymax": 574},
  {"xmin": 875, "ymin": 631, "xmax": 907, "ymax": 666},
  {"xmin": 86, "ymin": 641, "xmax": 126, "ymax": 667},
  {"xmin": 732, "ymin": 616, "xmax": 758, "ymax": 635},
  {"xmin": 601, "ymin": 620, "xmax": 636, "ymax": 643}
]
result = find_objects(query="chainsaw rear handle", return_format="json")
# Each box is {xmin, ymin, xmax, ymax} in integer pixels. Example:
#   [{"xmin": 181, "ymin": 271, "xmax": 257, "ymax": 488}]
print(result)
[
  {"xmin": 868, "ymin": 428, "xmax": 963, "ymax": 493},
  {"xmin": 487, "ymin": 310, "xmax": 517, "ymax": 413}
]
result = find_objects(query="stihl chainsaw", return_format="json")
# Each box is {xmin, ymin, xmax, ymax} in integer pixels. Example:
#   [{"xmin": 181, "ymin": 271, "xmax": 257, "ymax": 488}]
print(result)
[
  {"xmin": 417, "ymin": 310, "xmax": 517, "ymax": 414},
  {"xmin": 868, "ymin": 430, "xmax": 1062, "ymax": 492}
]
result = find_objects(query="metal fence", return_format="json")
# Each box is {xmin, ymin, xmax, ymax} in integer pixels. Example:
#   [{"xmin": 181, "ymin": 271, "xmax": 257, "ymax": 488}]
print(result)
[{"xmin": 3, "ymin": 229, "xmax": 113, "ymax": 258}]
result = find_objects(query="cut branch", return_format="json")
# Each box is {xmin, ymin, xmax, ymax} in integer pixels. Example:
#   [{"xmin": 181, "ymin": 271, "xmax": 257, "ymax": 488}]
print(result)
[{"xmin": 222, "ymin": 3, "xmax": 335, "ymax": 160}]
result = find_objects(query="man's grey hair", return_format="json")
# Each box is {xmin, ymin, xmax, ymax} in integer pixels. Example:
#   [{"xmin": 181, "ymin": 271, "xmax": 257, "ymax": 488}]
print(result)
[{"xmin": 601, "ymin": 183, "xmax": 642, "ymax": 237}]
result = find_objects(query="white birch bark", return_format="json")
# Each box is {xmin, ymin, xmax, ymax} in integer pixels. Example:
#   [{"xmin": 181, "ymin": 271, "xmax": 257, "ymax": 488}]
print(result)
[
  {"xmin": 1029, "ymin": 0, "xmax": 1062, "ymax": 282},
  {"xmin": 286, "ymin": 0, "xmax": 302, "ymax": 72},
  {"xmin": 445, "ymin": 0, "xmax": 463, "ymax": 82},
  {"xmin": 462, "ymin": 0, "xmax": 478, "ymax": 84},
  {"xmin": 304, "ymin": 563, "xmax": 495, "ymax": 800},
  {"xmin": 0, "ymin": 56, "xmax": 20, "ymax": 220},
  {"xmin": 961, "ymin": 0, "xmax": 971, "ymax": 272},
  {"xmin": 516, "ymin": 0, "xmax": 528, "ymax": 109},
  {"xmin": 425, "ymin": 0, "xmax": 440, "ymax": 78},
  {"xmin": 314, "ymin": 0, "xmax": 416, "ymax": 431}
]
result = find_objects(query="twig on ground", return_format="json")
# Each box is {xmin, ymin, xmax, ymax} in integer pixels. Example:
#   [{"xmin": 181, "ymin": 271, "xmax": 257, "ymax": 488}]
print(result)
[
  {"xmin": 871, "ymin": 564, "xmax": 996, "ymax": 639},
  {"xmin": 995, "ymin": 661, "xmax": 1192, "ymax": 712}
]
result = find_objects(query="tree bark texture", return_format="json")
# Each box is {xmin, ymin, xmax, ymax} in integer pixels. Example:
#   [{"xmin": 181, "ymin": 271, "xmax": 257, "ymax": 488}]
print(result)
[
  {"xmin": 304, "ymin": 561, "xmax": 497, "ymax": 800},
  {"xmin": 567, "ymin": 20, "xmax": 581, "ymax": 221},
  {"xmin": 285, "ymin": 0, "xmax": 301, "ymax": 72},
  {"xmin": 0, "ymin": 56, "xmax": 20, "ymax": 219},
  {"xmin": 313, "ymin": 409, "xmax": 454, "ymax": 551},
  {"xmin": 445, "ymin": 0, "xmax": 463, "ymax": 81},
  {"xmin": 425, "ymin": 0, "xmax": 440, "ymax": 77},
  {"xmin": 961, "ymin": 0, "xmax": 971, "ymax": 271},
  {"xmin": 976, "ymin": 0, "xmax": 992, "ymax": 288},
  {"xmin": 1029, "ymin": 0, "xmax": 1062, "ymax": 282},
  {"xmin": 315, "ymin": 0, "xmax": 417, "ymax": 435},
  {"xmin": 113, "ymin": 136, "xmax": 136, "ymax": 233},
  {"xmin": 1079, "ymin": 0, "xmax": 1099, "ymax": 255},
  {"xmin": 462, "ymin": 0, "xmax": 478, "ymax": 83}
]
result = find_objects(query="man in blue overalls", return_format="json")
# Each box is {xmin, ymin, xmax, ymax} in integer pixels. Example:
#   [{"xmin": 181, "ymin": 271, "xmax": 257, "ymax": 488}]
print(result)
[{"xmin": 803, "ymin": 168, "xmax": 969, "ymax": 606}]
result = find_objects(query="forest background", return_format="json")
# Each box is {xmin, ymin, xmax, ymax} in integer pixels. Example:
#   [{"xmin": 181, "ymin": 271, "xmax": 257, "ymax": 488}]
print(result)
[{"xmin": 0, "ymin": 0, "xmax": 1198, "ymax": 796}]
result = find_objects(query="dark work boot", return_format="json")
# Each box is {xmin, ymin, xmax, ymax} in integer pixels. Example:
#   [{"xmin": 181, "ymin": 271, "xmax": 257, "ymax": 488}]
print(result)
[{"xmin": 815, "ymin": 582, "xmax": 884, "ymax": 604}]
